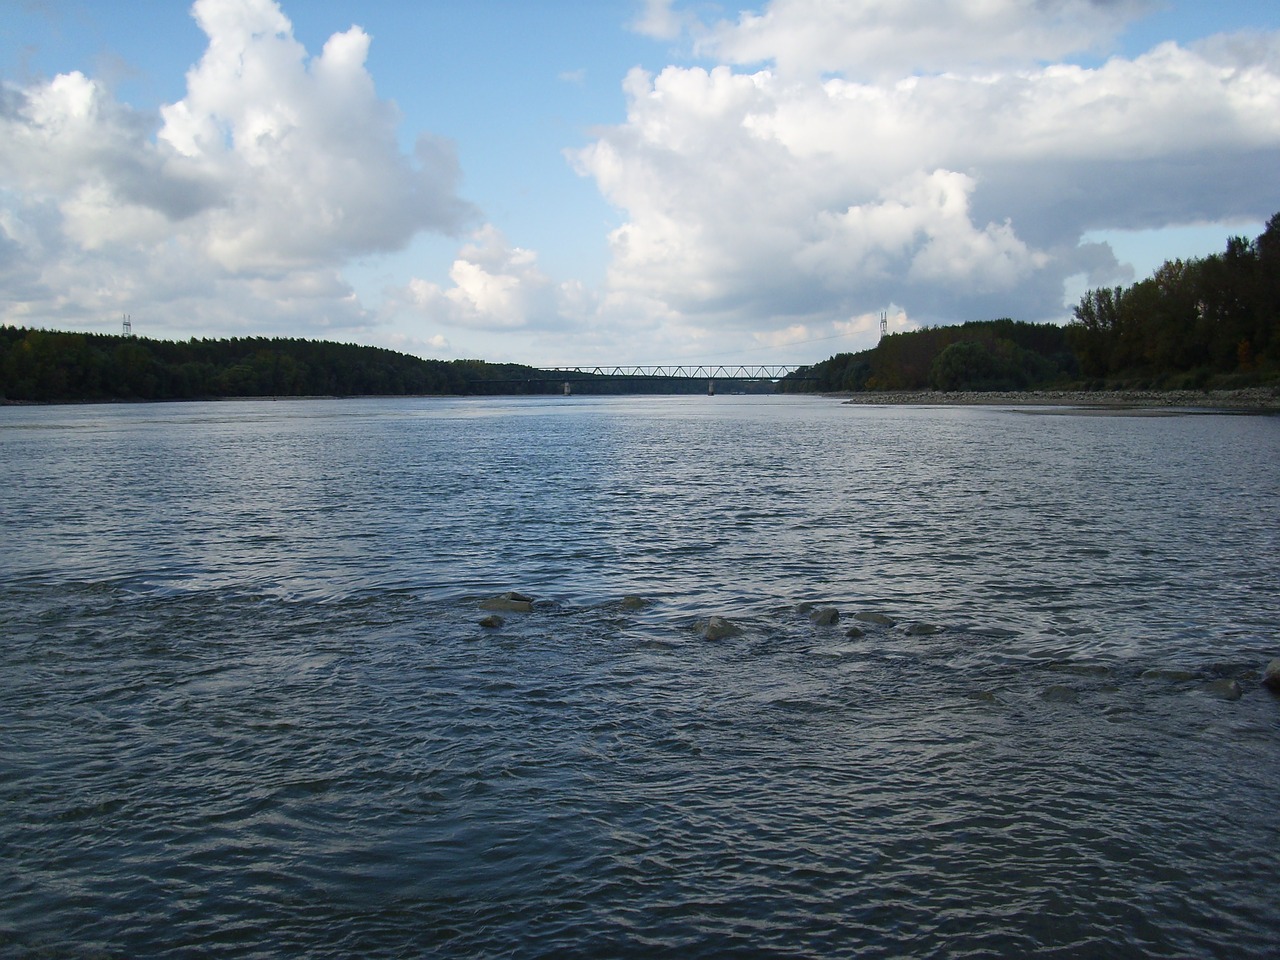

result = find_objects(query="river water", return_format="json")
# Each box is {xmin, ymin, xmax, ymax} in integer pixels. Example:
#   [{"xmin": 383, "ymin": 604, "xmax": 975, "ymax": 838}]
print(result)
[{"xmin": 2, "ymin": 395, "xmax": 1277, "ymax": 958}]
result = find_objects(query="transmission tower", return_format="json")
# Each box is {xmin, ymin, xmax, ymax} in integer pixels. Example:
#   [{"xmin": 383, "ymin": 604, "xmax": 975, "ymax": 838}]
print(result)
[
  {"xmin": 122, "ymin": 313, "xmax": 132, "ymax": 337},
  {"xmin": 879, "ymin": 311, "xmax": 887, "ymax": 339}
]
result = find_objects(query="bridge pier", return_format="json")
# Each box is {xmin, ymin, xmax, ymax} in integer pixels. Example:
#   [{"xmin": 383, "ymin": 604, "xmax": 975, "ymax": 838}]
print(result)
[
  {"xmin": 708, "ymin": 378, "xmax": 714, "ymax": 396},
  {"xmin": 563, "ymin": 381, "xmax": 571, "ymax": 396}
]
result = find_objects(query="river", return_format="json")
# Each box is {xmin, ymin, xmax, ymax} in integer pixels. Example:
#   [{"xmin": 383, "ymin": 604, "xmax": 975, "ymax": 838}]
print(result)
[{"xmin": 2, "ymin": 395, "xmax": 1277, "ymax": 958}]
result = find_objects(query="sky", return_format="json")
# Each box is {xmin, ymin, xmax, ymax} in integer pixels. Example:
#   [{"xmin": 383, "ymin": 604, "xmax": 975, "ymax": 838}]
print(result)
[{"xmin": 2, "ymin": 0, "xmax": 1279, "ymax": 367}]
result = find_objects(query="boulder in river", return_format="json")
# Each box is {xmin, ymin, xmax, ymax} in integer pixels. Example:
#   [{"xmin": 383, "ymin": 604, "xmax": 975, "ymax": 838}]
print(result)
[
  {"xmin": 1204, "ymin": 678, "xmax": 1243, "ymax": 701},
  {"xmin": 620, "ymin": 595, "xmax": 650, "ymax": 611},
  {"xmin": 479, "ymin": 614, "xmax": 505, "ymax": 629},
  {"xmin": 1140, "ymin": 667, "xmax": 1199, "ymax": 682},
  {"xmin": 855, "ymin": 612, "xmax": 896, "ymax": 626},
  {"xmin": 1041, "ymin": 684, "xmax": 1079, "ymax": 704},
  {"xmin": 480, "ymin": 591, "xmax": 534, "ymax": 613},
  {"xmin": 1262, "ymin": 659, "xmax": 1280, "ymax": 692},
  {"xmin": 810, "ymin": 607, "xmax": 840, "ymax": 626},
  {"xmin": 699, "ymin": 616, "xmax": 742, "ymax": 641},
  {"xmin": 903, "ymin": 621, "xmax": 942, "ymax": 636}
]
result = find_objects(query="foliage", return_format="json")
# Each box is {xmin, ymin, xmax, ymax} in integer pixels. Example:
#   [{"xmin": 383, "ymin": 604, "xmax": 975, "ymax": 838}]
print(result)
[
  {"xmin": 783, "ymin": 213, "xmax": 1280, "ymax": 393},
  {"xmin": 0, "ymin": 332, "xmax": 563, "ymax": 402},
  {"xmin": 0, "ymin": 331, "xmax": 768, "ymax": 402},
  {"xmin": 1067, "ymin": 214, "xmax": 1280, "ymax": 384},
  {"xmin": 780, "ymin": 318, "xmax": 1075, "ymax": 393}
]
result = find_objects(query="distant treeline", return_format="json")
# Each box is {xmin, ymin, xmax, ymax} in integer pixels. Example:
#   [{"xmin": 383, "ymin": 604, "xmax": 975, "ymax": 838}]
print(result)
[
  {"xmin": 783, "ymin": 213, "xmax": 1280, "ymax": 393},
  {"xmin": 779, "ymin": 317, "xmax": 1078, "ymax": 393},
  {"xmin": 0, "ymin": 330, "xmax": 567, "ymax": 401},
  {"xmin": 0, "ymin": 331, "xmax": 726, "ymax": 402}
]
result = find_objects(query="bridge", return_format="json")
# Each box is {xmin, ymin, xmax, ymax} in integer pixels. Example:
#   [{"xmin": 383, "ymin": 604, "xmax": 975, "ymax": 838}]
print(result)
[{"xmin": 546, "ymin": 364, "xmax": 804, "ymax": 395}]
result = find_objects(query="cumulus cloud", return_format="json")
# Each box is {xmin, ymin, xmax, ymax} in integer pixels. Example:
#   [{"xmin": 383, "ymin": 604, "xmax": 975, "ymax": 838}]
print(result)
[
  {"xmin": 630, "ymin": 0, "xmax": 691, "ymax": 42},
  {"xmin": 400, "ymin": 225, "xmax": 577, "ymax": 332},
  {"xmin": 695, "ymin": 0, "xmax": 1155, "ymax": 78},
  {"xmin": 0, "ymin": 0, "xmax": 474, "ymax": 338},
  {"xmin": 579, "ymin": 4, "xmax": 1280, "ymax": 348},
  {"xmin": 158, "ymin": 0, "xmax": 474, "ymax": 271}
]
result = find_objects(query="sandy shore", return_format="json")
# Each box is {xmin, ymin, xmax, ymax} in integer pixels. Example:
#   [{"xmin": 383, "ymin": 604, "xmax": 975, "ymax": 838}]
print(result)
[{"xmin": 830, "ymin": 387, "xmax": 1280, "ymax": 411}]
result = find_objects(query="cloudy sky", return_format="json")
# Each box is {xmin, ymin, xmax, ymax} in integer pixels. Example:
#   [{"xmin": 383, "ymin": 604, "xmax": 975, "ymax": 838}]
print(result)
[{"xmin": 3, "ymin": 0, "xmax": 1279, "ymax": 366}]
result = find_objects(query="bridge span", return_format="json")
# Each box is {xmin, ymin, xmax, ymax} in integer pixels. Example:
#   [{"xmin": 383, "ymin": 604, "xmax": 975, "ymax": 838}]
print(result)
[{"xmin": 547, "ymin": 364, "xmax": 803, "ymax": 395}]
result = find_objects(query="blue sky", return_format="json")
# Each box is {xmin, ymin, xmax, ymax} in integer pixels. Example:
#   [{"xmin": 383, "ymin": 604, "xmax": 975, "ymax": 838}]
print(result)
[{"xmin": 3, "ymin": 0, "xmax": 1279, "ymax": 366}]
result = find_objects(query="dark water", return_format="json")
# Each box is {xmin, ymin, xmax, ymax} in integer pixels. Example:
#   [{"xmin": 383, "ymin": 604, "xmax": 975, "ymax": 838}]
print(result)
[{"xmin": 2, "ymin": 396, "xmax": 1278, "ymax": 958}]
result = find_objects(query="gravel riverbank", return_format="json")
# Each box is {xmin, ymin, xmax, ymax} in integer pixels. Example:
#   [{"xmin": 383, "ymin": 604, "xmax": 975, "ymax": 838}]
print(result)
[{"xmin": 831, "ymin": 387, "xmax": 1280, "ymax": 411}]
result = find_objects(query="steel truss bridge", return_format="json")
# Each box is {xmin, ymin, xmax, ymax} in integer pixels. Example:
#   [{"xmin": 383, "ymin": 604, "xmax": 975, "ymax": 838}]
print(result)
[
  {"xmin": 545, "ymin": 364, "xmax": 805, "ymax": 395},
  {"xmin": 548, "ymin": 364, "xmax": 799, "ymax": 380}
]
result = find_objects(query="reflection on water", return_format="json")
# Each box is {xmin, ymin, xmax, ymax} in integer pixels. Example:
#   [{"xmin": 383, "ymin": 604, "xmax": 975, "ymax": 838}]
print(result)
[{"xmin": 1, "ymin": 396, "xmax": 1278, "ymax": 958}]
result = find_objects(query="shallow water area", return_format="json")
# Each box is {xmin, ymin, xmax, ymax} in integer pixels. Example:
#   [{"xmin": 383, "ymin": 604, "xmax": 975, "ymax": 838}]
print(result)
[{"xmin": 2, "ymin": 395, "xmax": 1278, "ymax": 958}]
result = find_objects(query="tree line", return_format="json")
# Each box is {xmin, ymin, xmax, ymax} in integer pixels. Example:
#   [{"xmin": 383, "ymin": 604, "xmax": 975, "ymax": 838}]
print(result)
[
  {"xmin": 1067, "ymin": 213, "xmax": 1279, "ymax": 385},
  {"xmin": 0, "ymin": 330, "xmax": 733, "ymax": 402},
  {"xmin": 778, "ymin": 318, "xmax": 1079, "ymax": 393},
  {"xmin": 0, "ymin": 331, "xmax": 567, "ymax": 402},
  {"xmin": 782, "ymin": 214, "xmax": 1280, "ymax": 393}
]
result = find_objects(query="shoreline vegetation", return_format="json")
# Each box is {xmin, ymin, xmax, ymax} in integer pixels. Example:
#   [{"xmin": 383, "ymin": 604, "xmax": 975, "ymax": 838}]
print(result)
[
  {"xmin": 2, "ymin": 216, "xmax": 1276, "ymax": 406},
  {"xmin": 828, "ymin": 387, "xmax": 1280, "ymax": 411}
]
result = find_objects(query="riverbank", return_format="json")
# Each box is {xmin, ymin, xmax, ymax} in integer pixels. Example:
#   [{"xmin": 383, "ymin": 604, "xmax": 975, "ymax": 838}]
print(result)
[{"xmin": 830, "ymin": 387, "xmax": 1280, "ymax": 412}]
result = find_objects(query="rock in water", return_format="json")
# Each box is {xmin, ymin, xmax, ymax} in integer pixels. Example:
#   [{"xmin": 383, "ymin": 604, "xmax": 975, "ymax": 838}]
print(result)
[
  {"xmin": 1263, "ymin": 659, "xmax": 1280, "ymax": 692},
  {"xmin": 855, "ymin": 612, "xmax": 896, "ymax": 626},
  {"xmin": 620, "ymin": 595, "xmax": 650, "ymax": 611},
  {"xmin": 700, "ymin": 616, "xmax": 742, "ymax": 641},
  {"xmin": 1204, "ymin": 678, "xmax": 1243, "ymax": 701},
  {"xmin": 904, "ymin": 622, "xmax": 941, "ymax": 636},
  {"xmin": 480, "ymin": 591, "xmax": 534, "ymax": 613},
  {"xmin": 1041, "ymin": 684, "xmax": 1079, "ymax": 704},
  {"xmin": 810, "ymin": 607, "xmax": 840, "ymax": 626},
  {"xmin": 479, "ymin": 614, "xmax": 504, "ymax": 629},
  {"xmin": 1140, "ymin": 667, "xmax": 1198, "ymax": 682}
]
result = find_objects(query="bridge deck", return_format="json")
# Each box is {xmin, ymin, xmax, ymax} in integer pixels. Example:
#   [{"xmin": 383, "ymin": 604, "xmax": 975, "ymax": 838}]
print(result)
[{"xmin": 547, "ymin": 364, "xmax": 800, "ymax": 380}]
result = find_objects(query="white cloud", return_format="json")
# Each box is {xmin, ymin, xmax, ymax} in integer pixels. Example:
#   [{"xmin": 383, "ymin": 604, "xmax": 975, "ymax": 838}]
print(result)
[
  {"xmin": 158, "ymin": 0, "xmax": 474, "ymax": 272},
  {"xmin": 0, "ymin": 0, "xmax": 474, "ymax": 339},
  {"xmin": 575, "ymin": 12, "xmax": 1280, "ymax": 350},
  {"xmin": 399, "ymin": 224, "xmax": 578, "ymax": 333},
  {"xmin": 694, "ymin": 0, "xmax": 1154, "ymax": 79},
  {"xmin": 630, "ymin": 0, "xmax": 690, "ymax": 41}
]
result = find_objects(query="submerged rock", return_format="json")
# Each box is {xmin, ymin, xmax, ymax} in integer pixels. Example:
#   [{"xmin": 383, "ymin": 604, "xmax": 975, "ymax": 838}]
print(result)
[
  {"xmin": 480, "ymin": 591, "xmax": 534, "ymax": 613},
  {"xmin": 1041, "ymin": 684, "xmax": 1079, "ymax": 704},
  {"xmin": 699, "ymin": 616, "xmax": 742, "ymax": 641},
  {"xmin": 1048, "ymin": 661, "xmax": 1113, "ymax": 678},
  {"xmin": 620, "ymin": 595, "xmax": 650, "ymax": 611},
  {"xmin": 844, "ymin": 626, "xmax": 866, "ymax": 639},
  {"xmin": 1204, "ymin": 678, "xmax": 1243, "ymax": 701},
  {"xmin": 1263, "ymin": 659, "xmax": 1280, "ymax": 692},
  {"xmin": 903, "ymin": 621, "xmax": 942, "ymax": 636},
  {"xmin": 810, "ymin": 607, "xmax": 840, "ymax": 626},
  {"xmin": 479, "ymin": 614, "xmax": 504, "ymax": 629},
  {"xmin": 794, "ymin": 601, "xmax": 817, "ymax": 614},
  {"xmin": 855, "ymin": 612, "xmax": 896, "ymax": 626},
  {"xmin": 1140, "ymin": 667, "xmax": 1199, "ymax": 682}
]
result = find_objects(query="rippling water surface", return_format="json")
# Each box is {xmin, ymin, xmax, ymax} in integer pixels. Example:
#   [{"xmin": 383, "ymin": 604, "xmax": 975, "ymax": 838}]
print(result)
[{"xmin": 2, "ymin": 396, "xmax": 1278, "ymax": 958}]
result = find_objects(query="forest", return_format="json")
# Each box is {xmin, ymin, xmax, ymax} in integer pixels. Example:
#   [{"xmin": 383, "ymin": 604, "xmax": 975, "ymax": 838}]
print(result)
[
  {"xmin": 0, "ymin": 331, "xmax": 577, "ymax": 402},
  {"xmin": 0, "ymin": 332, "xmax": 723, "ymax": 402},
  {"xmin": 782, "ymin": 213, "xmax": 1280, "ymax": 393}
]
